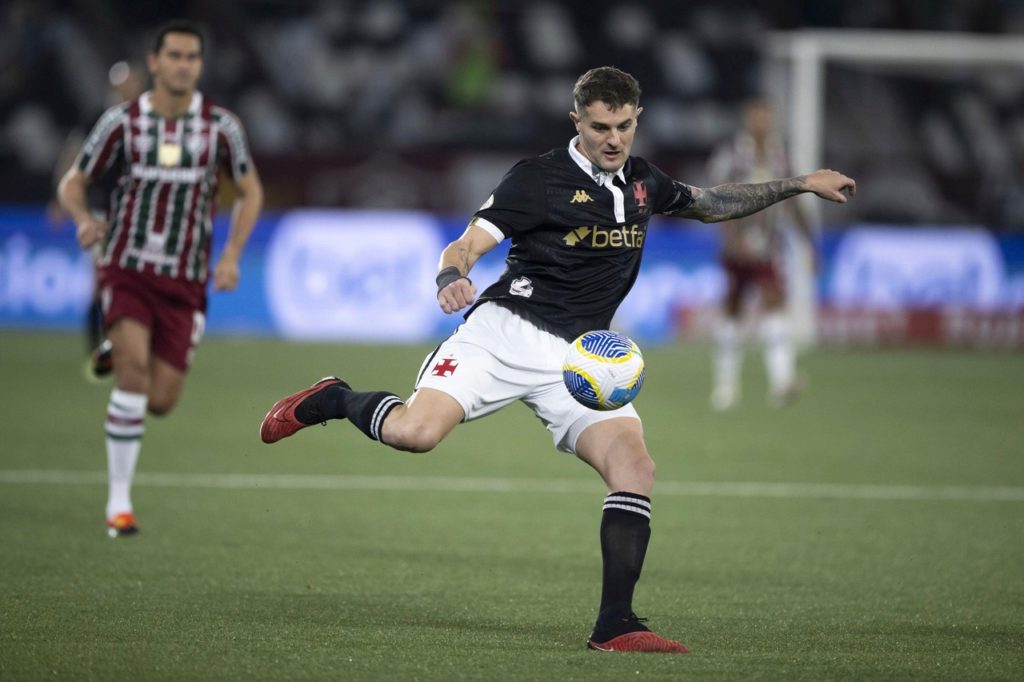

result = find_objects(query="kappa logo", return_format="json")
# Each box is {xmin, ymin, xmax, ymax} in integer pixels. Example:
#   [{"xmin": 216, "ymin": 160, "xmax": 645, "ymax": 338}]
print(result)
[{"xmin": 570, "ymin": 190, "xmax": 594, "ymax": 204}]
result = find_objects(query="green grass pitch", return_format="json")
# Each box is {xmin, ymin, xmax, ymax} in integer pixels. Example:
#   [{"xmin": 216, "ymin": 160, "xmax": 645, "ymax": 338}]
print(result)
[{"xmin": 1, "ymin": 331, "xmax": 1022, "ymax": 680}]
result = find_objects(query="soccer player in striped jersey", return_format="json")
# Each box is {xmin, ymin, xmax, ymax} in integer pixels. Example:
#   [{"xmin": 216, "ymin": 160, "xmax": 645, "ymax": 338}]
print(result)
[
  {"xmin": 707, "ymin": 98, "xmax": 818, "ymax": 410},
  {"xmin": 261, "ymin": 67, "xmax": 854, "ymax": 653},
  {"xmin": 58, "ymin": 20, "xmax": 263, "ymax": 538}
]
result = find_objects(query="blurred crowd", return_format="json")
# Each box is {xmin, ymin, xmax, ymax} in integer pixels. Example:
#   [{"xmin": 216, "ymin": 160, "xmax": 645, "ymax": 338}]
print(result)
[{"xmin": 3, "ymin": 0, "xmax": 1024, "ymax": 228}]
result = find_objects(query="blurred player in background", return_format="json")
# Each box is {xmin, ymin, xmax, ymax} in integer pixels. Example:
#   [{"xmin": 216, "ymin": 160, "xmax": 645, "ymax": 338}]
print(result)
[
  {"xmin": 58, "ymin": 20, "xmax": 263, "ymax": 538},
  {"xmin": 260, "ymin": 67, "xmax": 854, "ymax": 653},
  {"xmin": 707, "ymin": 97, "xmax": 817, "ymax": 410},
  {"xmin": 50, "ymin": 60, "xmax": 146, "ymax": 366}
]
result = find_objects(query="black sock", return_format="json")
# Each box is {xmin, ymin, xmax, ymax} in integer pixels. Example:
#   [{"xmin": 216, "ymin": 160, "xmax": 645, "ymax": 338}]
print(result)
[
  {"xmin": 596, "ymin": 492, "xmax": 652, "ymax": 627},
  {"xmin": 299, "ymin": 384, "xmax": 403, "ymax": 442},
  {"xmin": 86, "ymin": 299, "xmax": 104, "ymax": 351}
]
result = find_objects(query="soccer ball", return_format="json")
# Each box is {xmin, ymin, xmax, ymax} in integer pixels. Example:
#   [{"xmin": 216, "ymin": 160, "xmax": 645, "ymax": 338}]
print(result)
[{"xmin": 562, "ymin": 330, "xmax": 645, "ymax": 411}]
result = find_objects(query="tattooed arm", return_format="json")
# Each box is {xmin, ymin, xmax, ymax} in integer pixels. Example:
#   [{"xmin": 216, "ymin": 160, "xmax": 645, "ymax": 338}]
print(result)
[
  {"xmin": 674, "ymin": 169, "xmax": 856, "ymax": 223},
  {"xmin": 436, "ymin": 222, "xmax": 500, "ymax": 314}
]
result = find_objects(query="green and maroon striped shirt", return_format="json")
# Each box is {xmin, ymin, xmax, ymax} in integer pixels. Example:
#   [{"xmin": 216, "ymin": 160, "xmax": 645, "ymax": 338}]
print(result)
[{"xmin": 76, "ymin": 91, "xmax": 251, "ymax": 283}]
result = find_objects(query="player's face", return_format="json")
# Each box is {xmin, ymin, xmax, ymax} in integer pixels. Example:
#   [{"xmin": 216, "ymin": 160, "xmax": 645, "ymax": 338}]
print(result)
[
  {"xmin": 570, "ymin": 101, "xmax": 642, "ymax": 173},
  {"xmin": 148, "ymin": 33, "xmax": 203, "ymax": 97},
  {"xmin": 745, "ymin": 103, "xmax": 773, "ymax": 139}
]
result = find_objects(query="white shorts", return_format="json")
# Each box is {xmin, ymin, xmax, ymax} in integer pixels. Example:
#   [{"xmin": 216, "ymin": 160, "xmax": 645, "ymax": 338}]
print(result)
[{"xmin": 415, "ymin": 302, "xmax": 640, "ymax": 454}]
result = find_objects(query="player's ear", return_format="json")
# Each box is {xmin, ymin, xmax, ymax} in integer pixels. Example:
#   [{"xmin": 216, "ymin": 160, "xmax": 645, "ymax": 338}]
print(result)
[
  {"xmin": 635, "ymin": 106, "xmax": 643, "ymax": 119},
  {"xmin": 569, "ymin": 110, "xmax": 581, "ymax": 129}
]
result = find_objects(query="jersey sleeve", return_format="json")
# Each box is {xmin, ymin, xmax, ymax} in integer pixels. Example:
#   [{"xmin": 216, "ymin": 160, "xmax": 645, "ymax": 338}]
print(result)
[
  {"xmin": 76, "ymin": 104, "xmax": 127, "ymax": 180},
  {"xmin": 213, "ymin": 107, "xmax": 252, "ymax": 181},
  {"xmin": 471, "ymin": 160, "xmax": 547, "ymax": 240},
  {"xmin": 646, "ymin": 161, "xmax": 694, "ymax": 216}
]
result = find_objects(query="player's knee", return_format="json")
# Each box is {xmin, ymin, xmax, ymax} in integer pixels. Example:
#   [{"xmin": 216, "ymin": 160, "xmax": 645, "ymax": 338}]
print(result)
[
  {"xmin": 384, "ymin": 418, "xmax": 445, "ymax": 453},
  {"xmin": 630, "ymin": 453, "xmax": 656, "ymax": 487},
  {"xmin": 146, "ymin": 398, "xmax": 177, "ymax": 416},
  {"xmin": 115, "ymin": 360, "xmax": 149, "ymax": 389}
]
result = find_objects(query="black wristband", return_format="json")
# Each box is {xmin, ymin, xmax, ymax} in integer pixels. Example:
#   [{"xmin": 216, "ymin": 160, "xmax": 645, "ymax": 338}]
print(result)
[{"xmin": 436, "ymin": 266, "xmax": 470, "ymax": 294}]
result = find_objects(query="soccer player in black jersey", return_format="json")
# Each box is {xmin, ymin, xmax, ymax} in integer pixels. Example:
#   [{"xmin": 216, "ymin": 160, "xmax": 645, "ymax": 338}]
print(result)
[{"xmin": 261, "ymin": 66, "xmax": 855, "ymax": 653}]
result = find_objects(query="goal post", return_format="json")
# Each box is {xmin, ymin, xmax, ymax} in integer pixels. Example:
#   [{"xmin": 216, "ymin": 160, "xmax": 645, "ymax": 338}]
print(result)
[{"xmin": 762, "ymin": 30, "xmax": 1024, "ymax": 346}]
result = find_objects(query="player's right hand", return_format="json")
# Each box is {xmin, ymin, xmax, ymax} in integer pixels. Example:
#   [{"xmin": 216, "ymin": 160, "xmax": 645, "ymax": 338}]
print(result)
[
  {"xmin": 804, "ymin": 169, "xmax": 856, "ymax": 203},
  {"xmin": 76, "ymin": 216, "xmax": 108, "ymax": 249},
  {"xmin": 437, "ymin": 278, "xmax": 477, "ymax": 314}
]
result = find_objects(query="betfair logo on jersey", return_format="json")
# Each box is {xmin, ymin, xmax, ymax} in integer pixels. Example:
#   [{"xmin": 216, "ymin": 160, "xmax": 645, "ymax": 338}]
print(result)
[
  {"xmin": 563, "ymin": 224, "xmax": 645, "ymax": 249},
  {"xmin": 570, "ymin": 190, "xmax": 594, "ymax": 204},
  {"xmin": 563, "ymin": 226, "xmax": 591, "ymax": 246}
]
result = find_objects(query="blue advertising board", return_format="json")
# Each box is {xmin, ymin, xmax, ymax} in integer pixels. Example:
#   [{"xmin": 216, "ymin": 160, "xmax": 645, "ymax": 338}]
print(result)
[{"xmin": 2, "ymin": 206, "xmax": 1022, "ymax": 344}]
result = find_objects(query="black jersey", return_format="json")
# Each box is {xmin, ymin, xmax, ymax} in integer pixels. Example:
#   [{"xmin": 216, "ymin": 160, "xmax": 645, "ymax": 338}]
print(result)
[{"xmin": 469, "ymin": 145, "xmax": 693, "ymax": 341}]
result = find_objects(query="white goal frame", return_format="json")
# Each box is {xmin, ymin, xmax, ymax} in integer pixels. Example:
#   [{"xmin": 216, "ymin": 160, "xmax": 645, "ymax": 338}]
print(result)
[{"xmin": 763, "ymin": 30, "xmax": 1024, "ymax": 345}]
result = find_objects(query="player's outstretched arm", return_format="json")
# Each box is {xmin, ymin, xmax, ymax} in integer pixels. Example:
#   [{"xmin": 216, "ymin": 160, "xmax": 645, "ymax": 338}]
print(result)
[
  {"xmin": 436, "ymin": 222, "xmax": 499, "ymax": 314},
  {"xmin": 677, "ymin": 169, "xmax": 856, "ymax": 224}
]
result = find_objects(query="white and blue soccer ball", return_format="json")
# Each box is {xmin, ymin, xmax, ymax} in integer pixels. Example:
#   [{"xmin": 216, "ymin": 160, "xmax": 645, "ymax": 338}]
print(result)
[{"xmin": 562, "ymin": 330, "xmax": 645, "ymax": 411}]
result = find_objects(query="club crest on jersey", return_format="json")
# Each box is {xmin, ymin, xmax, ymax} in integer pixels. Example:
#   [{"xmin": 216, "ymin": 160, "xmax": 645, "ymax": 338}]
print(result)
[
  {"xmin": 632, "ymin": 180, "xmax": 648, "ymax": 213},
  {"xmin": 510, "ymin": 276, "xmax": 534, "ymax": 298},
  {"xmin": 570, "ymin": 190, "xmax": 594, "ymax": 204},
  {"xmin": 431, "ymin": 357, "xmax": 459, "ymax": 377},
  {"xmin": 185, "ymin": 133, "xmax": 207, "ymax": 156}
]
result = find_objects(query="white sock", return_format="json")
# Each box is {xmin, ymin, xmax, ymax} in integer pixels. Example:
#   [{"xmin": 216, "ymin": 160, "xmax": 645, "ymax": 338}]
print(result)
[
  {"xmin": 713, "ymin": 318, "xmax": 742, "ymax": 394},
  {"xmin": 760, "ymin": 313, "xmax": 795, "ymax": 395},
  {"xmin": 105, "ymin": 389, "xmax": 147, "ymax": 518}
]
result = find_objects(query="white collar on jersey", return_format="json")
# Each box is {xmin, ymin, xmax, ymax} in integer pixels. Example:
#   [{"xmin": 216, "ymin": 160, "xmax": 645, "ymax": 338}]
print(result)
[
  {"xmin": 568, "ymin": 136, "xmax": 626, "ymax": 187},
  {"xmin": 139, "ymin": 90, "xmax": 204, "ymax": 116}
]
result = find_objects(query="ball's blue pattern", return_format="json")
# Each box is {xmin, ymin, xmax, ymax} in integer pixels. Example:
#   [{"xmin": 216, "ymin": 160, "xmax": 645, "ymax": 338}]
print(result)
[
  {"xmin": 562, "ymin": 330, "xmax": 645, "ymax": 411},
  {"xmin": 563, "ymin": 369, "xmax": 601, "ymax": 409},
  {"xmin": 578, "ymin": 330, "xmax": 634, "ymax": 359}
]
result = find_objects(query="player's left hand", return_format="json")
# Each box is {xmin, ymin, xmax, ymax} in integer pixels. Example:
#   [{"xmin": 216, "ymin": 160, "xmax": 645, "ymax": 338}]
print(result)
[
  {"xmin": 213, "ymin": 258, "xmax": 240, "ymax": 291},
  {"xmin": 804, "ymin": 169, "xmax": 856, "ymax": 203}
]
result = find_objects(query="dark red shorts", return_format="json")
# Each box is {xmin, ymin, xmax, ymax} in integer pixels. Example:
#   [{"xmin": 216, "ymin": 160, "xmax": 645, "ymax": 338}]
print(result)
[
  {"xmin": 722, "ymin": 256, "xmax": 782, "ymax": 292},
  {"xmin": 98, "ymin": 267, "xmax": 207, "ymax": 372}
]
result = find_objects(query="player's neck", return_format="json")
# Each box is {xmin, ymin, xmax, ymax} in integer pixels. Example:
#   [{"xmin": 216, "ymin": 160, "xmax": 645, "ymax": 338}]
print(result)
[{"xmin": 149, "ymin": 88, "xmax": 194, "ymax": 118}]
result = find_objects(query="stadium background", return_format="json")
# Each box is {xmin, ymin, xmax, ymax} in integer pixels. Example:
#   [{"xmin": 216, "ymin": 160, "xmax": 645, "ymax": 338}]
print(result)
[
  {"xmin": 1, "ymin": 2, "xmax": 1023, "ymax": 681},
  {"xmin": 3, "ymin": 0, "xmax": 1024, "ymax": 347}
]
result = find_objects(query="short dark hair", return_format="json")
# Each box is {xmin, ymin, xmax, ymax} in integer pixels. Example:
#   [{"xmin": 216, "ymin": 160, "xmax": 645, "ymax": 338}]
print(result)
[
  {"xmin": 151, "ymin": 20, "xmax": 205, "ymax": 56},
  {"xmin": 573, "ymin": 67, "xmax": 641, "ymax": 112}
]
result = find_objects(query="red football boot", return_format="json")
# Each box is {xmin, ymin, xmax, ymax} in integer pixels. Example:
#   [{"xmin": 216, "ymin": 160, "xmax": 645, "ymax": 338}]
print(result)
[
  {"xmin": 587, "ymin": 612, "xmax": 688, "ymax": 654},
  {"xmin": 260, "ymin": 376, "xmax": 348, "ymax": 444},
  {"xmin": 587, "ymin": 630, "xmax": 689, "ymax": 653},
  {"xmin": 106, "ymin": 512, "xmax": 140, "ymax": 538}
]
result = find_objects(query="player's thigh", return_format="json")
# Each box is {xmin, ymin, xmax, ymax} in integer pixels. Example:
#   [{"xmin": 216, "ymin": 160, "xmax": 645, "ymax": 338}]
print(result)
[
  {"xmin": 149, "ymin": 305, "xmax": 205, "ymax": 414},
  {"xmin": 414, "ymin": 306, "xmax": 540, "ymax": 420},
  {"xmin": 148, "ymin": 357, "xmax": 187, "ymax": 416},
  {"xmin": 760, "ymin": 274, "xmax": 786, "ymax": 311},
  {"xmin": 524, "ymin": 377, "xmax": 642, "ymax": 453},
  {"xmin": 151, "ymin": 306, "xmax": 205, "ymax": 374},
  {"xmin": 574, "ymin": 417, "xmax": 653, "ymax": 495},
  {"xmin": 107, "ymin": 317, "xmax": 152, "ymax": 392},
  {"xmin": 721, "ymin": 260, "xmax": 749, "ymax": 316}
]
